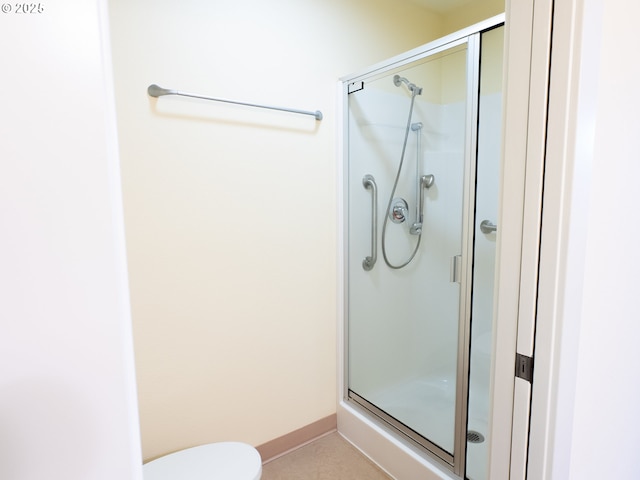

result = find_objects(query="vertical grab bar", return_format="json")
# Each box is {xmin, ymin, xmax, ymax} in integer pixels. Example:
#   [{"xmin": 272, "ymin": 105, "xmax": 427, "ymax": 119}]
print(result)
[{"xmin": 362, "ymin": 174, "xmax": 378, "ymax": 271}]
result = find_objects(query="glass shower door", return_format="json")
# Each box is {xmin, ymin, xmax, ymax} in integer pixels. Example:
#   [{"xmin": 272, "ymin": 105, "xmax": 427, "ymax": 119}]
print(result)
[
  {"xmin": 346, "ymin": 40, "xmax": 473, "ymax": 465},
  {"xmin": 466, "ymin": 25, "xmax": 504, "ymax": 480}
]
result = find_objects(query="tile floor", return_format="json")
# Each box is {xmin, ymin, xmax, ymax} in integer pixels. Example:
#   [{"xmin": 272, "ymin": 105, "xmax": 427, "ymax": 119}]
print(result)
[{"xmin": 261, "ymin": 432, "xmax": 393, "ymax": 480}]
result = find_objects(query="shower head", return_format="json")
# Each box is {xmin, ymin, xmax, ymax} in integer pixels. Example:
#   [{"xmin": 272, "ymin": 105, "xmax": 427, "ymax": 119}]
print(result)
[
  {"xmin": 393, "ymin": 75, "xmax": 406, "ymax": 87},
  {"xmin": 393, "ymin": 75, "xmax": 423, "ymax": 95},
  {"xmin": 411, "ymin": 122, "xmax": 423, "ymax": 131}
]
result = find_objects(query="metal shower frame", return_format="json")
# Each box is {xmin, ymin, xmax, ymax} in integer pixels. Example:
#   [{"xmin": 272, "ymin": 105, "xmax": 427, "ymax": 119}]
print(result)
[{"xmin": 339, "ymin": 14, "xmax": 505, "ymax": 479}]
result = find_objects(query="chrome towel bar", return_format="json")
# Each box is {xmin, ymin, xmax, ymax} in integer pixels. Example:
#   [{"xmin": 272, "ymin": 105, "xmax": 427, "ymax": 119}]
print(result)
[{"xmin": 147, "ymin": 84, "xmax": 323, "ymax": 121}]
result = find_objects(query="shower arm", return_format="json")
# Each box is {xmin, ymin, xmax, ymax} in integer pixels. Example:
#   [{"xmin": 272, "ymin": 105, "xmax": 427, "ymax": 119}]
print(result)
[
  {"xmin": 393, "ymin": 75, "xmax": 423, "ymax": 95},
  {"xmin": 147, "ymin": 84, "xmax": 323, "ymax": 121}
]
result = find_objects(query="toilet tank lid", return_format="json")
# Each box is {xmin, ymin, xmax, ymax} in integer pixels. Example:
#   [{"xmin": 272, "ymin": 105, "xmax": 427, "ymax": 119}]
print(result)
[{"xmin": 143, "ymin": 442, "xmax": 262, "ymax": 480}]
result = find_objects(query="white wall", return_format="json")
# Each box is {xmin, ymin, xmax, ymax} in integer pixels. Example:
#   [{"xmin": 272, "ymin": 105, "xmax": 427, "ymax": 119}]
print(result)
[
  {"xmin": 556, "ymin": 0, "xmax": 640, "ymax": 477},
  {"xmin": 0, "ymin": 1, "xmax": 142, "ymax": 479},
  {"xmin": 107, "ymin": 0, "xmax": 446, "ymax": 460},
  {"xmin": 530, "ymin": 0, "xmax": 640, "ymax": 478}
]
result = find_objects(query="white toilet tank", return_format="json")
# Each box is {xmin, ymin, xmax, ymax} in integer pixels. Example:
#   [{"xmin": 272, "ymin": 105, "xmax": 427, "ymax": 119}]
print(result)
[{"xmin": 143, "ymin": 442, "xmax": 262, "ymax": 480}]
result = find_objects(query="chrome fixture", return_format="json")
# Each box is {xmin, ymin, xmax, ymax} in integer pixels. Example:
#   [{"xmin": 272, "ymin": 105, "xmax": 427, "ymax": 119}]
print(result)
[
  {"xmin": 381, "ymin": 74, "xmax": 431, "ymax": 269},
  {"xmin": 147, "ymin": 84, "xmax": 323, "ymax": 121},
  {"xmin": 411, "ymin": 121, "xmax": 423, "ymax": 233},
  {"xmin": 362, "ymin": 174, "xmax": 378, "ymax": 271},
  {"xmin": 408, "ymin": 121, "xmax": 436, "ymax": 235},
  {"xmin": 389, "ymin": 198, "xmax": 409, "ymax": 224},
  {"xmin": 393, "ymin": 75, "xmax": 423, "ymax": 95},
  {"xmin": 480, "ymin": 220, "xmax": 497, "ymax": 234},
  {"xmin": 450, "ymin": 255, "xmax": 462, "ymax": 284},
  {"xmin": 410, "ymin": 175, "xmax": 436, "ymax": 235}
]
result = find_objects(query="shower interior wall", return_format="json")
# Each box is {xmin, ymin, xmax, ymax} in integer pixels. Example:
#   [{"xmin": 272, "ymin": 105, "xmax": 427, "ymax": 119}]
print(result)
[{"xmin": 107, "ymin": 0, "xmax": 455, "ymax": 462}]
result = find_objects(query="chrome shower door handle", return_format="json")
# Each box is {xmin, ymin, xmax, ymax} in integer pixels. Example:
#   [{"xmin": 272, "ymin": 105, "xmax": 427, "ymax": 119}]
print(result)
[
  {"xmin": 362, "ymin": 174, "xmax": 378, "ymax": 271},
  {"xmin": 480, "ymin": 220, "xmax": 497, "ymax": 234},
  {"xmin": 450, "ymin": 255, "xmax": 462, "ymax": 283}
]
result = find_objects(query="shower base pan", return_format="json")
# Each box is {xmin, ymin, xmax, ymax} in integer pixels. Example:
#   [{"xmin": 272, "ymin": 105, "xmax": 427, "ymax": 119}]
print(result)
[{"xmin": 343, "ymin": 374, "xmax": 488, "ymax": 480}]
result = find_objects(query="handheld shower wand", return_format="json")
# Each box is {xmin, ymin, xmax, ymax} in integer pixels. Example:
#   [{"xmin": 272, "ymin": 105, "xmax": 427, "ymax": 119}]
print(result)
[{"xmin": 382, "ymin": 74, "xmax": 427, "ymax": 269}]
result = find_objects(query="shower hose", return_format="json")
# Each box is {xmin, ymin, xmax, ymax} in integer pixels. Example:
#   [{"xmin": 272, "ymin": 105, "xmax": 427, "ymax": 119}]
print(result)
[{"xmin": 381, "ymin": 90, "xmax": 423, "ymax": 269}]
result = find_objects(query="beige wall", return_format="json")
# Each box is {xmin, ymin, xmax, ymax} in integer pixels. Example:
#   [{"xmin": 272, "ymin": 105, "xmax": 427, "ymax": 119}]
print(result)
[
  {"xmin": 108, "ymin": 0, "xmax": 447, "ymax": 461},
  {"xmin": 441, "ymin": 0, "xmax": 504, "ymax": 35}
]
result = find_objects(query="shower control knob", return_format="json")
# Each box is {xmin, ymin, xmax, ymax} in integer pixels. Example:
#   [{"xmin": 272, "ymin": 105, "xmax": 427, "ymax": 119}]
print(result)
[{"xmin": 389, "ymin": 198, "xmax": 409, "ymax": 224}]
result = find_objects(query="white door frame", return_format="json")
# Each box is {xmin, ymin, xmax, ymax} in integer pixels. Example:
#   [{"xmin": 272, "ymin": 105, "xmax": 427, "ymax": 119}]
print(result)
[
  {"xmin": 492, "ymin": 0, "xmax": 610, "ymax": 478},
  {"xmin": 527, "ymin": 0, "xmax": 606, "ymax": 477},
  {"xmin": 489, "ymin": 0, "xmax": 553, "ymax": 477}
]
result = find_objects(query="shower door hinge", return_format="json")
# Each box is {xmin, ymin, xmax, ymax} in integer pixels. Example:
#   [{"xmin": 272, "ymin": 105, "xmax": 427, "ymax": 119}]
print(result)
[
  {"xmin": 348, "ymin": 81, "xmax": 364, "ymax": 94},
  {"xmin": 515, "ymin": 353, "xmax": 534, "ymax": 384}
]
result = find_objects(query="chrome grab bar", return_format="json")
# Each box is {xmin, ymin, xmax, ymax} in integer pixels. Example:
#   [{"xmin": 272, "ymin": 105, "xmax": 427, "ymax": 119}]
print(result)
[
  {"xmin": 362, "ymin": 174, "xmax": 378, "ymax": 271},
  {"xmin": 480, "ymin": 220, "xmax": 497, "ymax": 234}
]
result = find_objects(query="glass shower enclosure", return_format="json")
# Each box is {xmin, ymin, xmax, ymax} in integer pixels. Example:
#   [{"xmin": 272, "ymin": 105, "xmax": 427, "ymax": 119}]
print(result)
[{"xmin": 342, "ymin": 19, "xmax": 504, "ymax": 479}]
